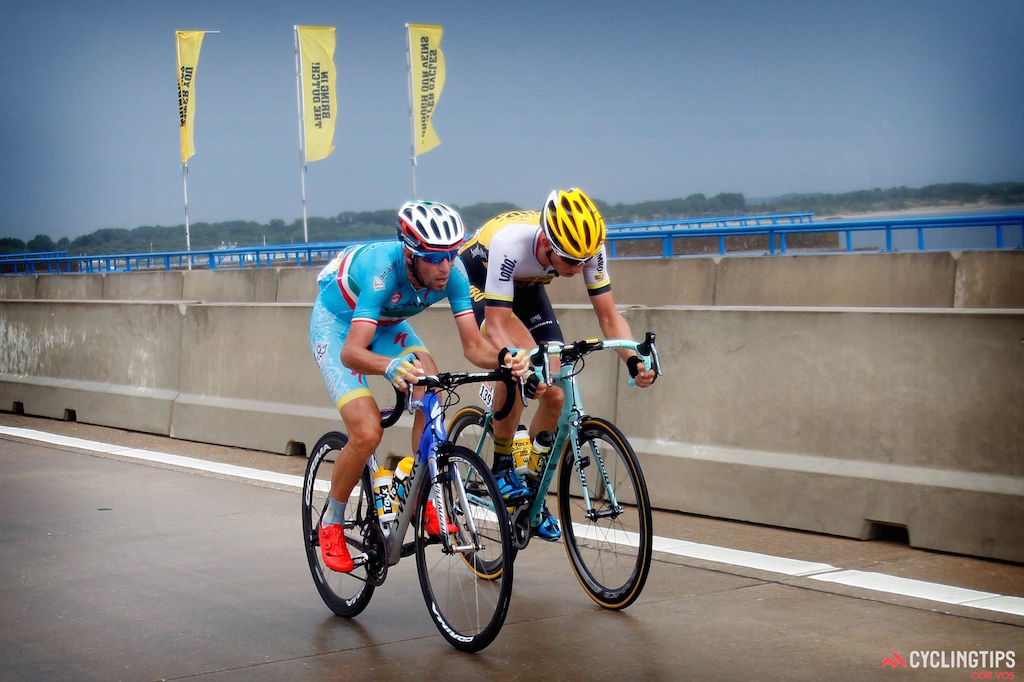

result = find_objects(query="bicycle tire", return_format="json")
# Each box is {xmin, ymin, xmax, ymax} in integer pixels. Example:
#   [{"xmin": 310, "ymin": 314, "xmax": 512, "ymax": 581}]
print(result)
[
  {"xmin": 447, "ymin": 405, "xmax": 522, "ymax": 574},
  {"xmin": 447, "ymin": 405, "xmax": 493, "ymax": 467},
  {"xmin": 302, "ymin": 432, "xmax": 376, "ymax": 617},
  {"xmin": 558, "ymin": 417, "xmax": 652, "ymax": 610},
  {"xmin": 415, "ymin": 446, "xmax": 514, "ymax": 652}
]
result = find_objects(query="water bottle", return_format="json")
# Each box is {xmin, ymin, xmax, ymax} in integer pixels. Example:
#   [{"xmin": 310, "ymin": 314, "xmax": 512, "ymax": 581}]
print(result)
[
  {"xmin": 512, "ymin": 425, "xmax": 532, "ymax": 477},
  {"xmin": 528, "ymin": 431, "xmax": 553, "ymax": 479},
  {"xmin": 372, "ymin": 468, "xmax": 396, "ymax": 533},
  {"xmin": 392, "ymin": 457, "xmax": 414, "ymax": 511}
]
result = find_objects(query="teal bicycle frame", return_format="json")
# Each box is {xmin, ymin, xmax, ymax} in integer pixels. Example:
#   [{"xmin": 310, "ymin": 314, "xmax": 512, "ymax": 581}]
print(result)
[{"xmin": 471, "ymin": 335, "xmax": 661, "ymax": 533}]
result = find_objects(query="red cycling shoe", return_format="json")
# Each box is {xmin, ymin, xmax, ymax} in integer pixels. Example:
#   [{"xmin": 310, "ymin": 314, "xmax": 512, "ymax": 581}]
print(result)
[
  {"xmin": 425, "ymin": 500, "xmax": 458, "ymax": 536},
  {"xmin": 318, "ymin": 523, "xmax": 354, "ymax": 573}
]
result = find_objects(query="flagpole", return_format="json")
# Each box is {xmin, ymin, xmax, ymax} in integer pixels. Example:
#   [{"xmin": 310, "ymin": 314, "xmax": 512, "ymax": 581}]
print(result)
[
  {"xmin": 405, "ymin": 24, "xmax": 418, "ymax": 198},
  {"xmin": 182, "ymin": 164, "xmax": 192, "ymax": 270},
  {"xmin": 294, "ymin": 27, "xmax": 310, "ymax": 243},
  {"xmin": 176, "ymin": 29, "xmax": 219, "ymax": 269}
]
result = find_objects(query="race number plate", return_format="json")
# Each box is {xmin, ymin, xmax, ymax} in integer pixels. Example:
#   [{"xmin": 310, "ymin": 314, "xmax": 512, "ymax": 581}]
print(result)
[{"xmin": 478, "ymin": 381, "xmax": 494, "ymax": 409}]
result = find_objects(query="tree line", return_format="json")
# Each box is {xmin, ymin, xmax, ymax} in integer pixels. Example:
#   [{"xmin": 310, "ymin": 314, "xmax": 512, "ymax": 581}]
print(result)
[{"xmin": 2, "ymin": 182, "xmax": 1021, "ymax": 256}]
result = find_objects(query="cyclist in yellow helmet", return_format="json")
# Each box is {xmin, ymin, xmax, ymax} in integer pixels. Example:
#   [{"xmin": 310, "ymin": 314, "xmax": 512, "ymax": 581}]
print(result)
[{"xmin": 459, "ymin": 188, "xmax": 657, "ymax": 541}]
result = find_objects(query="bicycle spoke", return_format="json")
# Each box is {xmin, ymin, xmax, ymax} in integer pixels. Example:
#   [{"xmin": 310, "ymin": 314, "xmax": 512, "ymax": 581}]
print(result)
[
  {"xmin": 301, "ymin": 432, "xmax": 376, "ymax": 617},
  {"xmin": 559, "ymin": 419, "xmax": 652, "ymax": 610},
  {"xmin": 416, "ymin": 448, "xmax": 513, "ymax": 652}
]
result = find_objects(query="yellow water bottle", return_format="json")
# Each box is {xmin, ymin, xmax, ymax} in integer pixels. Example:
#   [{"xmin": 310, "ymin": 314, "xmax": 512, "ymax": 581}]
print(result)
[
  {"xmin": 373, "ymin": 468, "xmax": 396, "ymax": 532},
  {"xmin": 393, "ymin": 457, "xmax": 414, "ymax": 511},
  {"xmin": 528, "ymin": 431, "xmax": 553, "ymax": 479},
  {"xmin": 512, "ymin": 425, "xmax": 532, "ymax": 477}
]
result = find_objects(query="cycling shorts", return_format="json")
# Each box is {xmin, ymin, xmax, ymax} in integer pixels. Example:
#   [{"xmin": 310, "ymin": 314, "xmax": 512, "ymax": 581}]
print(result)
[
  {"xmin": 467, "ymin": 281, "xmax": 564, "ymax": 345},
  {"xmin": 310, "ymin": 298, "xmax": 428, "ymax": 410}
]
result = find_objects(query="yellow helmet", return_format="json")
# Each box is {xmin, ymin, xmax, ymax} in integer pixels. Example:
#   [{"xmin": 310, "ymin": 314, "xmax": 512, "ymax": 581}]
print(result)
[{"xmin": 541, "ymin": 188, "xmax": 606, "ymax": 261}]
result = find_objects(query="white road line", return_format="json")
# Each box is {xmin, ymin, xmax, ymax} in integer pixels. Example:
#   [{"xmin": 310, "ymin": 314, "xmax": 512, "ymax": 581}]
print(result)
[
  {"xmin": 3, "ymin": 424, "xmax": 1022, "ymax": 618},
  {"xmin": 0, "ymin": 425, "xmax": 305, "ymax": 489}
]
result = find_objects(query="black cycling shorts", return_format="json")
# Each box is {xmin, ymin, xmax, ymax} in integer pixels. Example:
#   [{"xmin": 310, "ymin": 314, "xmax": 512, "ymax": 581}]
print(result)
[{"xmin": 470, "ymin": 283, "xmax": 564, "ymax": 345}]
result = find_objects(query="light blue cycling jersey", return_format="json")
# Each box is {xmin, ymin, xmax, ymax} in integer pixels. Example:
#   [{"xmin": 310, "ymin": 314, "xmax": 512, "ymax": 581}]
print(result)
[
  {"xmin": 316, "ymin": 241, "xmax": 473, "ymax": 325},
  {"xmin": 310, "ymin": 241, "xmax": 474, "ymax": 410}
]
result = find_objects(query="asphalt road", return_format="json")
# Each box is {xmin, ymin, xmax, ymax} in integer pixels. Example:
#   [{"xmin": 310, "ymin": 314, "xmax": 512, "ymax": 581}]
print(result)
[{"xmin": 1, "ymin": 414, "xmax": 1021, "ymax": 681}]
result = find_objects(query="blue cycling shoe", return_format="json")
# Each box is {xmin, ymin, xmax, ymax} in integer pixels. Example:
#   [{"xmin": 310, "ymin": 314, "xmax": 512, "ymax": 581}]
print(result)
[
  {"xmin": 495, "ymin": 469, "xmax": 531, "ymax": 503},
  {"xmin": 534, "ymin": 507, "xmax": 561, "ymax": 542}
]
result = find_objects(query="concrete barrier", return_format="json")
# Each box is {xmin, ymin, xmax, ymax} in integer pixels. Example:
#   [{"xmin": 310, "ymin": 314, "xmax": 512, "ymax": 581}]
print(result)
[
  {"xmin": 275, "ymin": 267, "xmax": 319, "ymax": 303},
  {"xmin": 954, "ymin": 251, "xmax": 1024, "ymax": 308},
  {"xmin": 181, "ymin": 269, "xmax": 279, "ymax": 302},
  {"xmin": 546, "ymin": 258, "xmax": 717, "ymax": 306},
  {"xmin": 2, "ymin": 267, "xmax": 1022, "ymax": 562},
  {"xmin": 714, "ymin": 252, "xmax": 957, "ymax": 307},
  {"xmin": 169, "ymin": 303, "xmax": 338, "ymax": 455},
  {"xmin": 9, "ymin": 249, "xmax": 1024, "ymax": 309},
  {"xmin": 615, "ymin": 306, "xmax": 1024, "ymax": 562},
  {"xmin": 35, "ymin": 274, "xmax": 104, "ymax": 300},
  {"xmin": 103, "ymin": 271, "xmax": 184, "ymax": 301},
  {"xmin": 0, "ymin": 301, "xmax": 183, "ymax": 434},
  {"xmin": 0, "ymin": 276, "xmax": 37, "ymax": 299}
]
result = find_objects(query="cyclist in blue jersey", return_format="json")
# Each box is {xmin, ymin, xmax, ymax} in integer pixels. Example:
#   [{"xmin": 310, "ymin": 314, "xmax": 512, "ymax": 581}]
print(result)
[{"xmin": 310, "ymin": 201, "xmax": 526, "ymax": 573}]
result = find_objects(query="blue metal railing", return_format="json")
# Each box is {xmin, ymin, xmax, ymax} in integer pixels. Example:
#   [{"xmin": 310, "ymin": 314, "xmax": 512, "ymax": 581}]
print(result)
[
  {"xmin": 1, "ymin": 212, "xmax": 1021, "ymax": 275},
  {"xmin": 607, "ymin": 212, "xmax": 815, "ymax": 232},
  {"xmin": 0, "ymin": 250, "xmax": 68, "ymax": 262},
  {"xmin": 603, "ymin": 213, "xmax": 1024, "ymax": 258},
  {"xmin": 0, "ymin": 240, "xmax": 385, "ymax": 275}
]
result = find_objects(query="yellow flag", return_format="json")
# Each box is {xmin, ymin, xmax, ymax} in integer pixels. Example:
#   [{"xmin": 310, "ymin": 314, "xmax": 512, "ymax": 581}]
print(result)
[
  {"xmin": 407, "ymin": 24, "xmax": 445, "ymax": 156},
  {"xmin": 297, "ymin": 26, "xmax": 337, "ymax": 162},
  {"xmin": 176, "ymin": 31, "xmax": 204, "ymax": 164}
]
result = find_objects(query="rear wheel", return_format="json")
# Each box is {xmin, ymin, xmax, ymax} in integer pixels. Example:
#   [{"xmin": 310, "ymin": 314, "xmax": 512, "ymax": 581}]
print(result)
[
  {"xmin": 447, "ymin": 405, "xmax": 493, "ymax": 466},
  {"xmin": 447, "ymin": 405, "xmax": 522, "ymax": 569},
  {"xmin": 302, "ymin": 432, "xmax": 376, "ymax": 617},
  {"xmin": 415, "ymin": 446, "xmax": 514, "ymax": 652},
  {"xmin": 558, "ymin": 418, "xmax": 652, "ymax": 610}
]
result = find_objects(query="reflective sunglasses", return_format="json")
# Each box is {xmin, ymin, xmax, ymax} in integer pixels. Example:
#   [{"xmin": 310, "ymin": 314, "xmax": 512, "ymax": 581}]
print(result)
[
  {"xmin": 418, "ymin": 248, "xmax": 460, "ymax": 265},
  {"xmin": 558, "ymin": 252, "xmax": 591, "ymax": 267}
]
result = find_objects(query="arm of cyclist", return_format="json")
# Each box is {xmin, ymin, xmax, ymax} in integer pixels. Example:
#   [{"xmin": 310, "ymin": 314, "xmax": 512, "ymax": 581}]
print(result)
[
  {"xmin": 340, "ymin": 320, "xmax": 425, "ymax": 391},
  {"xmin": 590, "ymin": 291, "xmax": 657, "ymax": 388},
  {"xmin": 454, "ymin": 313, "xmax": 529, "ymax": 378},
  {"xmin": 483, "ymin": 304, "xmax": 546, "ymax": 396}
]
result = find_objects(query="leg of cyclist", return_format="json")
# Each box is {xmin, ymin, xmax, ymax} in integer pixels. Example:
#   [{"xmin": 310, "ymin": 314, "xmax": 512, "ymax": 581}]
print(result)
[
  {"xmin": 514, "ymin": 287, "xmax": 564, "ymax": 541},
  {"xmin": 488, "ymin": 316, "xmax": 535, "ymax": 504},
  {"xmin": 320, "ymin": 395, "xmax": 384, "ymax": 572}
]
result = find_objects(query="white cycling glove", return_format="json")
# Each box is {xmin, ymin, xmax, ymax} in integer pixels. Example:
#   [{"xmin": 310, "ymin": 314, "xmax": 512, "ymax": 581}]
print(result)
[{"xmin": 385, "ymin": 353, "xmax": 419, "ymax": 389}]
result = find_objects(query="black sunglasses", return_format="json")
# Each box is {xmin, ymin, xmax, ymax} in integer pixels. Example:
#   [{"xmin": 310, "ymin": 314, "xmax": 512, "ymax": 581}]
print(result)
[{"xmin": 419, "ymin": 248, "xmax": 460, "ymax": 265}]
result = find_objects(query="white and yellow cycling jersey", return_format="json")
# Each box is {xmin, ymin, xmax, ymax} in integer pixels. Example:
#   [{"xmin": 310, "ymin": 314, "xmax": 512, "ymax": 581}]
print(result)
[{"xmin": 459, "ymin": 211, "xmax": 611, "ymax": 309}]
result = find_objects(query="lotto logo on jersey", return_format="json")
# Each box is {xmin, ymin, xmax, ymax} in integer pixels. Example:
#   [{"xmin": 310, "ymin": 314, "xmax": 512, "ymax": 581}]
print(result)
[{"xmin": 499, "ymin": 257, "xmax": 516, "ymax": 282}]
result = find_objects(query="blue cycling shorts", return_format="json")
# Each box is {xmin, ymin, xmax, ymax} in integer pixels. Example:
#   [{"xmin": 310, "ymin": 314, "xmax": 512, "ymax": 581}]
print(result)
[{"xmin": 310, "ymin": 298, "xmax": 428, "ymax": 411}]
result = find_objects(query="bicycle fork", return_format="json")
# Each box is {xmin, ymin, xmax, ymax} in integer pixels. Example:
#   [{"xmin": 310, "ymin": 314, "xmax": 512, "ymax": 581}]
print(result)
[
  {"xmin": 418, "ymin": 391, "xmax": 487, "ymax": 556},
  {"xmin": 562, "ymin": 379, "xmax": 624, "ymax": 523}
]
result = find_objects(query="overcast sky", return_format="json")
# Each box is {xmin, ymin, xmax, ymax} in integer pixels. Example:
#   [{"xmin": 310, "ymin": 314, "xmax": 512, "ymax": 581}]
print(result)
[{"xmin": 1, "ymin": 0, "xmax": 1022, "ymax": 241}]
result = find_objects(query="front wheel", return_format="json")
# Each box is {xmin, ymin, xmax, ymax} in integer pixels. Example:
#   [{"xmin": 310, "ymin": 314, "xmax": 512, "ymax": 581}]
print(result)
[
  {"xmin": 415, "ymin": 446, "xmax": 514, "ymax": 652},
  {"xmin": 302, "ymin": 432, "xmax": 376, "ymax": 617},
  {"xmin": 558, "ymin": 418, "xmax": 652, "ymax": 610}
]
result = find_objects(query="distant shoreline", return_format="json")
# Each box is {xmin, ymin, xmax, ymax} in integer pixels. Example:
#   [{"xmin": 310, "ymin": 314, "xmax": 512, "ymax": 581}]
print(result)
[{"xmin": 818, "ymin": 202, "xmax": 1024, "ymax": 221}]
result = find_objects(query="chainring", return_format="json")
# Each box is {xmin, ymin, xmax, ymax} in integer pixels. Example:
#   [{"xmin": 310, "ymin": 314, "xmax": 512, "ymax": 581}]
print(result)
[
  {"xmin": 362, "ymin": 522, "xmax": 388, "ymax": 587},
  {"xmin": 509, "ymin": 504, "xmax": 532, "ymax": 551}
]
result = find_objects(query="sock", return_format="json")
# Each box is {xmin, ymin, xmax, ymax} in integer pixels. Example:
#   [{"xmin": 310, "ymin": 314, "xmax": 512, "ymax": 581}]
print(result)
[
  {"xmin": 322, "ymin": 495, "xmax": 347, "ymax": 528},
  {"xmin": 493, "ymin": 434, "xmax": 513, "ymax": 473}
]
